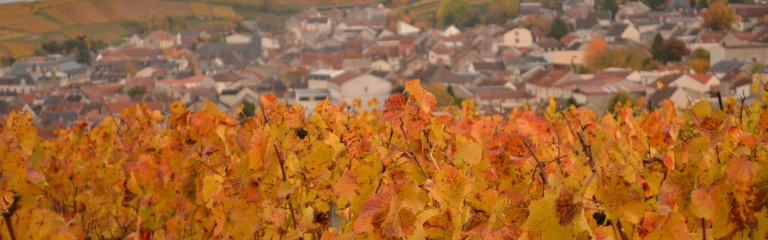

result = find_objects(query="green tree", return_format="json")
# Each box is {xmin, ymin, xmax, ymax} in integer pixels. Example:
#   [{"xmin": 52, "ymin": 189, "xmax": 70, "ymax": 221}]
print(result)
[
  {"xmin": 241, "ymin": 100, "xmax": 256, "ymax": 120},
  {"xmin": 650, "ymin": 33, "xmax": 666, "ymax": 62},
  {"xmin": 127, "ymin": 87, "xmax": 146, "ymax": 97},
  {"xmin": 548, "ymin": 16, "xmax": 570, "ymax": 40},
  {"xmin": 75, "ymin": 36, "xmax": 91, "ymax": 65},
  {"xmin": 692, "ymin": 48, "xmax": 710, "ymax": 60},
  {"xmin": 601, "ymin": 0, "xmax": 619, "ymax": 19}
]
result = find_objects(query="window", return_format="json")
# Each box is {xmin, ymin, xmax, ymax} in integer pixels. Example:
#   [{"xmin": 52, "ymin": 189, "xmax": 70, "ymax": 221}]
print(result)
[
  {"xmin": 299, "ymin": 96, "xmax": 310, "ymax": 101},
  {"xmin": 314, "ymin": 96, "xmax": 327, "ymax": 101}
]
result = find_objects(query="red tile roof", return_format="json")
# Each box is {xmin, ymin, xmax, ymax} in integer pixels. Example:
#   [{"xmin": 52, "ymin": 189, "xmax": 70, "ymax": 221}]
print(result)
[
  {"xmin": 158, "ymin": 74, "xmax": 205, "ymax": 85},
  {"xmin": 329, "ymin": 71, "xmax": 362, "ymax": 85},
  {"xmin": 688, "ymin": 73, "xmax": 714, "ymax": 84},
  {"xmin": 475, "ymin": 89, "xmax": 533, "ymax": 100},
  {"xmin": 698, "ymin": 31, "xmax": 727, "ymax": 43},
  {"xmin": 524, "ymin": 68, "xmax": 571, "ymax": 87}
]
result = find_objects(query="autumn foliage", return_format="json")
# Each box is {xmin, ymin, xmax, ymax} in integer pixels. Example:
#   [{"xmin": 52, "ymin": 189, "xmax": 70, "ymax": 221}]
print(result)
[{"xmin": 2, "ymin": 80, "xmax": 768, "ymax": 239}]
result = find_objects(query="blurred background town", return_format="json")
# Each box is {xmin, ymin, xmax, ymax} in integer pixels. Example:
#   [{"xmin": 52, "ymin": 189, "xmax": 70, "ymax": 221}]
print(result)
[{"xmin": 0, "ymin": 0, "xmax": 766, "ymax": 136}]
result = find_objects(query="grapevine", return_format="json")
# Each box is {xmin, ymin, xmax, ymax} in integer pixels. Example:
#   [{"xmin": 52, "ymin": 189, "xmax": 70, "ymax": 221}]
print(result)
[{"xmin": 0, "ymin": 79, "xmax": 767, "ymax": 239}]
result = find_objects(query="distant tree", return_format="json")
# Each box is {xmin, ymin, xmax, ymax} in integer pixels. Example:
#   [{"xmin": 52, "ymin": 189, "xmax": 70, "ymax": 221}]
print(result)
[
  {"xmin": 1, "ymin": 56, "xmax": 16, "ymax": 66},
  {"xmin": 548, "ymin": 16, "xmax": 570, "ymax": 40},
  {"xmin": 651, "ymin": 34, "xmax": 690, "ymax": 63},
  {"xmin": 663, "ymin": 37, "xmax": 691, "ymax": 62},
  {"xmin": 601, "ymin": 0, "xmax": 619, "ymax": 19},
  {"xmin": 584, "ymin": 38, "xmax": 609, "ymax": 70},
  {"xmin": 241, "ymin": 100, "xmax": 256, "ymax": 119},
  {"xmin": 650, "ymin": 33, "xmax": 666, "ymax": 62},
  {"xmin": 701, "ymin": 1, "xmax": 737, "ymax": 30},
  {"xmin": 692, "ymin": 48, "xmax": 710, "ymax": 60},
  {"xmin": 484, "ymin": 3, "xmax": 508, "ymax": 24},
  {"xmin": 75, "ymin": 36, "xmax": 91, "ymax": 65},
  {"xmin": 565, "ymin": 97, "xmax": 579, "ymax": 107},
  {"xmin": 585, "ymin": 37, "xmax": 651, "ymax": 71},
  {"xmin": 127, "ymin": 87, "xmax": 146, "ymax": 97},
  {"xmin": 688, "ymin": 58, "xmax": 710, "ymax": 73},
  {"xmin": 41, "ymin": 41, "xmax": 62, "ymax": 54}
]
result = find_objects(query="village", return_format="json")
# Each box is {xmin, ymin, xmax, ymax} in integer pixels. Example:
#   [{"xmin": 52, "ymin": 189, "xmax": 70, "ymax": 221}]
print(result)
[{"xmin": 1, "ymin": 1, "xmax": 767, "ymax": 136}]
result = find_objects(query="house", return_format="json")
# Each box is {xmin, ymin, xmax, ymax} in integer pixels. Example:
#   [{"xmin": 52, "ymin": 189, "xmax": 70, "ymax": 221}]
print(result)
[
  {"xmin": 710, "ymin": 42, "xmax": 768, "ymax": 65},
  {"xmin": 604, "ymin": 23, "xmax": 640, "ymax": 43},
  {"xmin": 655, "ymin": 73, "xmax": 720, "ymax": 94},
  {"xmin": 572, "ymin": 84, "xmax": 647, "ymax": 110},
  {"xmin": 428, "ymin": 45, "xmax": 455, "ymax": 65},
  {"xmin": 327, "ymin": 71, "xmax": 392, "ymax": 109},
  {"xmin": 308, "ymin": 70, "xmax": 346, "ymax": 89},
  {"xmin": 456, "ymin": 86, "xmax": 534, "ymax": 113},
  {"xmin": 467, "ymin": 61, "xmax": 505, "ymax": 75},
  {"xmin": 522, "ymin": 67, "xmax": 582, "ymax": 102},
  {"xmin": 155, "ymin": 74, "xmax": 215, "ymax": 93},
  {"xmin": 396, "ymin": 21, "xmax": 420, "ymax": 35},
  {"xmin": 443, "ymin": 25, "xmax": 461, "ymax": 36},
  {"xmin": 500, "ymin": 28, "xmax": 534, "ymax": 48},
  {"xmin": 303, "ymin": 17, "xmax": 332, "ymax": 32},
  {"xmin": 708, "ymin": 59, "xmax": 747, "ymax": 77},
  {"xmin": 648, "ymin": 86, "xmax": 698, "ymax": 108},
  {"xmin": 616, "ymin": 2, "xmax": 651, "ymax": 19},
  {"xmin": 196, "ymin": 30, "xmax": 262, "ymax": 64},
  {"xmin": 0, "ymin": 74, "xmax": 35, "ymax": 94},
  {"xmin": 730, "ymin": 4, "xmax": 768, "ymax": 23},
  {"xmin": 572, "ymin": 17, "xmax": 600, "ymax": 39},
  {"xmin": 718, "ymin": 70, "xmax": 753, "ymax": 97},
  {"xmin": 292, "ymin": 88, "xmax": 330, "ymax": 113},
  {"xmin": 225, "ymin": 33, "xmax": 253, "ymax": 44},
  {"xmin": 211, "ymin": 73, "xmax": 244, "ymax": 93},
  {"xmin": 127, "ymin": 31, "xmax": 180, "ymax": 50},
  {"xmin": 413, "ymin": 65, "xmax": 468, "ymax": 86},
  {"xmin": 218, "ymin": 87, "xmax": 260, "ymax": 113},
  {"xmin": 371, "ymin": 59, "xmax": 394, "ymax": 72}
]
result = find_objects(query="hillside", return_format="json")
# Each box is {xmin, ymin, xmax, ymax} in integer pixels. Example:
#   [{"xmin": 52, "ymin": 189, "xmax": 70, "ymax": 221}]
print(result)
[
  {"xmin": 0, "ymin": 0, "xmax": 379, "ymax": 59},
  {"xmin": 0, "ymin": 0, "xmax": 245, "ymax": 58}
]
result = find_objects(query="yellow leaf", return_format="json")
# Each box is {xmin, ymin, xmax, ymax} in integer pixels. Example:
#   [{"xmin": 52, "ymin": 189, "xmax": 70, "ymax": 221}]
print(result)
[
  {"xmin": 202, "ymin": 174, "xmax": 224, "ymax": 203},
  {"xmin": 405, "ymin": 79, "xmax": 437, "ymax": 113},
  {"xmin": 524, "ymin": 194, "xmax": 574, "ymax": 239},
  {"xmin": 454, "ymin": 136, "xmax": 482, "ymax": 166},
  {"xmin": 277, "ymin": 181, "xmax": 294, "ymax": 198},
  {"xmin": 692, "ymin": 100, "xmax": 712, "ymax": 117}
]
